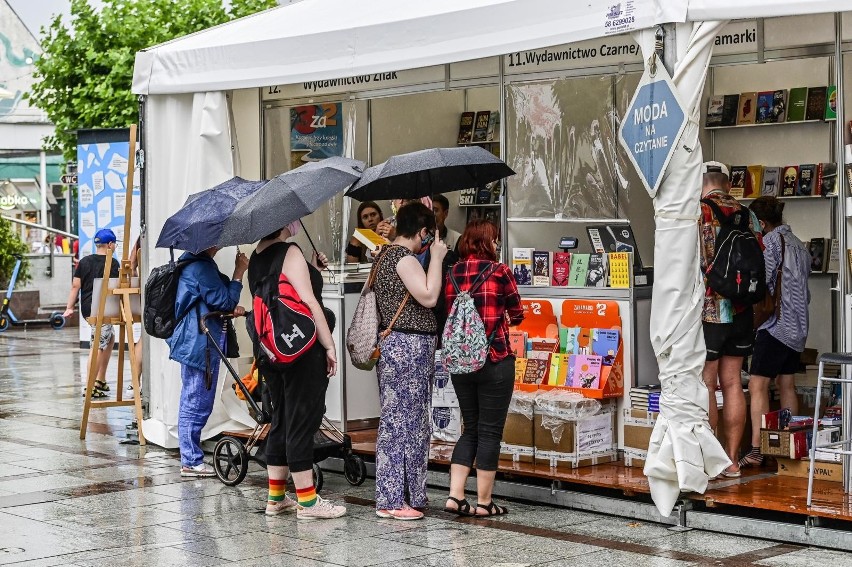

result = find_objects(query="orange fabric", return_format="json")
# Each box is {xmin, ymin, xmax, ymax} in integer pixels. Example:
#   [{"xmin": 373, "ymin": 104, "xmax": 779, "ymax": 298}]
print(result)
[{"xmin": 235, "ymin": 362, "xmax": 259, "ymax": 401}]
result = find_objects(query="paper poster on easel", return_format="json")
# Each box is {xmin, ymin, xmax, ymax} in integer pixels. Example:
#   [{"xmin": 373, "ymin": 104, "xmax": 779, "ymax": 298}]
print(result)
[{"xmin": 76, "ymin": 129, "xmax": 141, "ymax": 346}]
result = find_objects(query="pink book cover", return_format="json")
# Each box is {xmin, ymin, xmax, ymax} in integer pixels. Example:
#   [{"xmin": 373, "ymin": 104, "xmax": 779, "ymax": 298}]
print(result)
[{"xmin": 568, "ymin": 354, "xmax": 603, "ymax": 389}]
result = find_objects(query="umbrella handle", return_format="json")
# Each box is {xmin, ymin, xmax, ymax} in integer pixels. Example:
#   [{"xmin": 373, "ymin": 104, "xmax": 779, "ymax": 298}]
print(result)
[{"xmin": 299, "ymin": 219, "xmax": 328, "ymax": 273}]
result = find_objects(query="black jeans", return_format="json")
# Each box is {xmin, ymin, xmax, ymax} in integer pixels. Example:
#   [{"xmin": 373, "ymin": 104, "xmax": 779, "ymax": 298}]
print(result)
[
  {"xmin": 449, "ymin": 357, "xmax": 515, "ymax": 471},
  {"xmin": 262, "ymin": 343, "xmax": 329, "ymax": 473}
]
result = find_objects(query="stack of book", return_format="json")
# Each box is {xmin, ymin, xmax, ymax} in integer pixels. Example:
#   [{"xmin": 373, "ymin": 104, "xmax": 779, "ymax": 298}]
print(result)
[
  {"xmin": 705, "ymin": 85, "xmax": 837, "ymax": 127},
  {"xmin": 629, "ymin": 385, "xmax": 661, "ymax": 412},
  {"xmin": 512, "ymin": 248, "xmax": 632, "ymax": 288},
  {"xmin": 457, "ymin": 110, "xmax": 500, "ymax": 144}
]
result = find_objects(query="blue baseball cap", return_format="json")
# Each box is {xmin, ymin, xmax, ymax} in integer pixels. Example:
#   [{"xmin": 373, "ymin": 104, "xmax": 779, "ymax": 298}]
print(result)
[{"xmin": 93, "ymin": 228, "xmax": 117, "ymax": 244}]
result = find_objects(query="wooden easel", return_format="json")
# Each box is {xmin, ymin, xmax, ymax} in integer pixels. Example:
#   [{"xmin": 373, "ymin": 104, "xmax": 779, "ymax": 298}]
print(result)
[{"xmin": 80, "ymin": 124, "xmax": 145, "ymax": 445}]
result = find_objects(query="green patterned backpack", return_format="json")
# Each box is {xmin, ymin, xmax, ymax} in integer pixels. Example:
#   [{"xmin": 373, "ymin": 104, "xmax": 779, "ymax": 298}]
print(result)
[{"xmin": 441, "ymin": 264, "xmax": 498, "ymax": 375}]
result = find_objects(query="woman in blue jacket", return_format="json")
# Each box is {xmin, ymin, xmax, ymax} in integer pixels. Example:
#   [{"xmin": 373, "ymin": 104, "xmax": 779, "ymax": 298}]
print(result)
[{"xmin": 167, "ymin": 247, "xmax": 248, "ymax": 477}]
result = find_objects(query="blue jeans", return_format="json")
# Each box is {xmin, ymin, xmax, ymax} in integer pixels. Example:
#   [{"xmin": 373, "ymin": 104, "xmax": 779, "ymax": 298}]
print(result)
[{"xmin": 178, "ymin": 331, "xmax": 223, "ymax": 467}]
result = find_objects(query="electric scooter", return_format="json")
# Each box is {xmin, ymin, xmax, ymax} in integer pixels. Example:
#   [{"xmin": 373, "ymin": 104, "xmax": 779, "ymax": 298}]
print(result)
[{"xmin": 0, "ymin": 255, "xmax": 65, "ymax": 332}]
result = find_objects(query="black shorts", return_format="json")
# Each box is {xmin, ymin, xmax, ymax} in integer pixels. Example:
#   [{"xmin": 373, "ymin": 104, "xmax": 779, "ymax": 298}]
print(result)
[
  {"xmin": 750, "ymin": 330, "xmax": 801, "ymax": 378},
  {"xmin": 704, "ymin": 311, "xmax": 754, "ymax": 361}
]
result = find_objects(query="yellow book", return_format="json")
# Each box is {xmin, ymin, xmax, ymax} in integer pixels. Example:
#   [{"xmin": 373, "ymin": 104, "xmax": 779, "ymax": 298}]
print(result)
[
  {"xmin": 546, "ymin": 355, "xmax": 561, "ymax": 386},
  {"xmin": 353, "ymin": 228, "xmax": 390, "ymax": 251},
  {"xmin": 556, "ymin": 353, "xmax": 570, "ymax": 386},
  {"xmin": 514, "ymin": 358, "xmax": 528, "ymax": 383},
  {"xmin": 608, "ymin": 252, "xmax": 632, "ymax": 288}
]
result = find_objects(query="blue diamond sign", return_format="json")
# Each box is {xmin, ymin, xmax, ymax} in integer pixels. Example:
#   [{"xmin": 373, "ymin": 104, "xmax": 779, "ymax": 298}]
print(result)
[{"xmin": 618, "ymin": 65, "xmax": 687, "ymax": 198}]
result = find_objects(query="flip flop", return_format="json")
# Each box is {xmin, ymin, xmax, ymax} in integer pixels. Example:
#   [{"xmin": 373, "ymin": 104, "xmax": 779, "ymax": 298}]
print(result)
[
  {"xmin": 443, "ymin": 497, "xmax": 475, "ymax": 517},
  {"xmin": 94, "ymin": 380, "xmax": 110, "ymax": 392},
  {"xmin": 721, "ymin": 468, "xmax": 742, "ymax": 478},
  {"xmin": 475, "ymin": 501, "xmax": 509, "ymax": 516}
]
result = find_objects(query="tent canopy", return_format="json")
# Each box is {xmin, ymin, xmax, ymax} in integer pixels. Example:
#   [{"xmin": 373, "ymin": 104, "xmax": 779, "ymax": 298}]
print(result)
[{"xmin": 132, "ymin": 0, "xmax": 847, "ymax": 96}]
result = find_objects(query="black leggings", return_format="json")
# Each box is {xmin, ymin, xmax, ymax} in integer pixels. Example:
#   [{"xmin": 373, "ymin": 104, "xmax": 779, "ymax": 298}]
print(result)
[
  {"xmin": 262, "ymin": 343, "xmax": 329, "ymax": 473},
  {"xmin": 449, "ymin": 357, "xmax": 515, "ymax": 471}
]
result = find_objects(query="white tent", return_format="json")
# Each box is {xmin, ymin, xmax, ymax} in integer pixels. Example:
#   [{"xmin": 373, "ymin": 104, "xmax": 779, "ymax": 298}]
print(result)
[{"xmin": 132, "ymin": 0, "xmax": 848, "ymax": 511}]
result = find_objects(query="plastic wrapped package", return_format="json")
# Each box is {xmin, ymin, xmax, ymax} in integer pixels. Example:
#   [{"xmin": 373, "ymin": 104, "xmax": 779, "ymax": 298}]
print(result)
[{"xmin": 535, "ymin": 389, "xmax": 601, "ymax": 444}]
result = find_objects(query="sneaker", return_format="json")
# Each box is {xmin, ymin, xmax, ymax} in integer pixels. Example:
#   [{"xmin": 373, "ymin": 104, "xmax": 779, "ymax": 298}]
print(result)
[
  {"xmin": 266, "ymin": 496, "xmax": 298, "ymax": 516},
  {"xmin": 181, "ymin": 463, "xmax": 216, "ymax": 478},
  {"xmin": 296, "ymin": 495, "xmax": 346, "ymax": 520},
  {"xmin": 376, "ymin": 504, "xmax": 424, "ymax": 521}
]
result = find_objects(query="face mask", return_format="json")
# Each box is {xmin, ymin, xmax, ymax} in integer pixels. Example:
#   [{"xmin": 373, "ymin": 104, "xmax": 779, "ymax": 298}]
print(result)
[{"xmin": 421, "ymin": 232, "xmax": 434, "ymax": 249}]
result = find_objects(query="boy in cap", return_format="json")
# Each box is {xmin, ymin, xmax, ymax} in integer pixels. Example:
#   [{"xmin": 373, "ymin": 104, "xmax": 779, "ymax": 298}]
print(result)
[{"xmin": 63, "ymin": 229, "xmax": 120, "ymax": 397}]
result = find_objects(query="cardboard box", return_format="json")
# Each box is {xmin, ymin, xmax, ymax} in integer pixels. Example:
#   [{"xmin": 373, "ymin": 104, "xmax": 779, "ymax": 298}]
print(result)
[
  {"xmin": 623, "ymin": 408, "xmax": 657, "ymax": 452},
  {"xmin": 431, "ymin": 406, "xmax": 462, "ymax": 443},
  {"xmin": 623, "ymin": 448, "xmax": 647, "ymax": 468},
  {"xmin": 500, "ymin": 387, "xmax": 536, "ymax": 463},
  {"xmin": 760, "ymin": 429, "xmax": 808, "ymax": 459},
  {"xmin": 533, "ymin": 400, "xmax": 617, "ymax": 469},
  {"xmin": 432, "ymin": 352, "xmax": 458, "ymax": 407},
  {"xmin": 776, "ymin": 457, "xmax": 843, "ymax": 482}
]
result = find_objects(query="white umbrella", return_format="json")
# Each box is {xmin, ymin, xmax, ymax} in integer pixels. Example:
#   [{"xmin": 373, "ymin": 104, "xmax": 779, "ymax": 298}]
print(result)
[{"xmin": 633, "ymin": 21, "xmax": 732, "ymax": 517}]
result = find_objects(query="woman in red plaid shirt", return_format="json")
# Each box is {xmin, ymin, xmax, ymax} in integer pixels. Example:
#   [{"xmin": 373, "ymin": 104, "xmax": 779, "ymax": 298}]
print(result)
[{"xmin": 442, "ymin": 220, "xmax": 524, "ymax": 517}]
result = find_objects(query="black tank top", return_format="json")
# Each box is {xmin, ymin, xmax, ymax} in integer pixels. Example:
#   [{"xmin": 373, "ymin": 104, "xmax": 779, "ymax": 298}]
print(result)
[{"xmin": 248, "ymin": 242, "xmax": 324, "ymax": 311}]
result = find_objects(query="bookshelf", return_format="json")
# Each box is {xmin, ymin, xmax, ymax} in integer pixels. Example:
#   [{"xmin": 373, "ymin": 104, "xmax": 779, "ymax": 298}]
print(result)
[{"xmin": 705, "ymin": 119, "xmax": 828, "ymax": 130}]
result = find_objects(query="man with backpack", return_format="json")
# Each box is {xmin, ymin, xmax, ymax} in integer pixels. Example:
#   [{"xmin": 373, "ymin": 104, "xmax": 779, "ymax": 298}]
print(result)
[{"xmin": 699, "ymin": 161, "xmax": 764, "ymax": 479}]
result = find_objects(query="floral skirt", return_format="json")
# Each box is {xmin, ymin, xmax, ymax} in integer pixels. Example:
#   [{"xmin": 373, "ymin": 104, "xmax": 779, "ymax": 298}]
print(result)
[{"xmin": 374, "ymin": 331, "xmax": 436, "ymax": 510}]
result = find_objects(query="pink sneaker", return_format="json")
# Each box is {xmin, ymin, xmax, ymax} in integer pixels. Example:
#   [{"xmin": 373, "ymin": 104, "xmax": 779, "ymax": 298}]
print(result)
[
  {"xmin": 376, "ymin": 504, "xmax": 424, "ymax": 521},
  {"xmin": 265, "ymin": 496, "xmax": 298, "ymax": 516}
]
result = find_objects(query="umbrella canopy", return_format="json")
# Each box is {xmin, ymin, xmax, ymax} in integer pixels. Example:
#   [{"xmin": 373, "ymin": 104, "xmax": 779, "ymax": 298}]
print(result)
[
  {"xmin": 217, "ymin": 156, "xmax": 364, "ymax": 248},
  {"xmin": 346, "ymin": 146, "xmax": 514, "ymax": 202},
  {"xmin": 156, "ymin": 176, "xmax": 268, "ymax": 254}
]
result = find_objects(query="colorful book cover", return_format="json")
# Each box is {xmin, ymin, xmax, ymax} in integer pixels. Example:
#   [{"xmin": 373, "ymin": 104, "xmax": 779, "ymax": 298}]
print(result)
[
  {"xmin": 808, "ymin": 238, "xmax": 827, "ymax": 273},
  {"xmin": 817, "ymin": 162, "xmax": 837, "ymax": 196},
  {"xmin": 745, "ymin": 165, "xmax": 764, "ymax": 199},
  {"xmin": 523, "ymin": 358, "xmax": 550, "ymax": 385},
  {"xmin": 761, "ymin": 167, "xmax": 780, "ymax": 197},
  {"xmin": 729, "ymin": 166, "xmax": 748, "ymax": 199},
  {"xmin": 532, "ymin": 250, "xmax": 551, "ymax": 286},
  {"xmin": 608, "ymin": 252, "xmax": 631, "ymax": 288},
  {"xmin": 353, "ymin": 228, "xmax": 390, "ymax": 251},
  {"xmin": 555, "ymin": 353, "xmax": 570, "ymax": 386},
  {"xmin": 705, "ymin": 95, "xmax": 724, "ymax": 127},
  {"xmin": 568, "ymin": 254, "xmax": 590, "ymax": 287},
  {"xmin": 781, "ymin": 165, "xmax": 799, "ymax": 196},
  {"xmin": 457, "ymin": 111, "xmax": 475, "ymax": 144},
  {"xmin": 825, "ymin": 86, "xmax": 837, "ymax": 121},
  {"xmin": 512, "ymin": 248, "xmax": 533, "ymax": 286},
  {"xmin": 486, "ymin": 110, "xmax": 500, "ymax": 142},
  {"xmin": 737, "ymin": 92, "xmax": 757, "ymax": 125},
  {"xmin": 585, "ymin": 253, "xmax": 608, "ymax": 288},
  {"xmin": 798, "ymin": 164, "xmax": 816, "ymax": 196},
  {"xmin": 552, "ymin": 252, "xmax": 571, "ymax": 286},
  {"xmin": 755, "ymin": 91, "xmax": 775, "ymax": 124},
  {"xmin": 529, "ymin": 338, "xmax": 560, "ymax": 353},
  {"xmin": 771, "ymin": 89, "xmax": 787, "ymax": 123},
  {"xmin": 591, "ymin": 329, "xmax": 620, "ymax": 366},
  {"xmin": 559, "ymin": 326, "xmax": 581, "ymax": 355},
  {"xmin": 472, "ymin": 110, "xmax": 491, "ymax": 143},
  {"xmin": 786, "ymin": 87, "xmax": 808, "ymax": 122},
  {"xmin": 514, "ymin": 358, "xmax": 528, "ymax": 383},
  {"xmin": 805, "ymin": 86, "xmax": 827, "ymax": 121},
  {"xmin": 567, "ymin": 354, "xmax": 603, "ymax": 389},
  {"xmin": 721, "ymin": 94, "xmax": 740, "ymax": 126},
  {"xmin": 508, "ymin": 330, "xmax": 527, "ymax": 358},
  {"xmin": 547, "ymin": 355, "xmax": 561, "ymax": 386}
]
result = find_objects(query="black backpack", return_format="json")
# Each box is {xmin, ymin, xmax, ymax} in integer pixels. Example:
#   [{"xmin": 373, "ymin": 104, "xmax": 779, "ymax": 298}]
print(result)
[
  {"xmin": 702, "ymin": 198, "xmax": 766, "ymax": 304},
  {"xmin": 143, "ymin": 255, "xmax": 200, "ymax": 339}
]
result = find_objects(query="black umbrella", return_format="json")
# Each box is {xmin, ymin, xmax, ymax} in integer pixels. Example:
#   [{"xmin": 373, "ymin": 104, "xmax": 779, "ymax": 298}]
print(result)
[
  {"xmin": 345, "ymin": 146, "xmax": 514, "ymax": 202},
  {"xmin": 217, "ymin": 156, "xmax": 364, "ymax": 248}
]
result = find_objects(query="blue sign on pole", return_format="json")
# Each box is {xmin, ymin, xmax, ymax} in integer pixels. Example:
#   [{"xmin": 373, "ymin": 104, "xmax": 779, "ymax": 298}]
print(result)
[{"xmin": 618, "ymin": 65, "xmax": 687, "ymax": 198}]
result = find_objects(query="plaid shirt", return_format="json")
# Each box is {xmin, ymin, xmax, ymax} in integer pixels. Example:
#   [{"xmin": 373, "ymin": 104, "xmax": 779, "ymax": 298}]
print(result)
[{"xmin": 445, "ymin": 258, "xmax": 524, "ymax": 362}]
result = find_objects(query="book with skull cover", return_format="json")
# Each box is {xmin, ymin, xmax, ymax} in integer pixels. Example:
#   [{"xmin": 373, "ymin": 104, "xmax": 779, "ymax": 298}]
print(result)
[
  {"xmin": 797, "ymin": 164, "xmax": 816, "ymax": 196},
  {"xmin": 761, "ymin": 167, "xmax": 781, "ymax": 197},
  {"xmin": 805, "ymin": 87, "xmax": 828, "ymax": 121},
  {"xmin": 729, "ymin": 166, "xmax": 748, "ymax": 199},
  {"xmin": 781, "ymin": 165, "xmax": 799, "ymax": 196},
  {"xmin": 737, "ymin": 92, "xmax": 758, "ymax": 125}
]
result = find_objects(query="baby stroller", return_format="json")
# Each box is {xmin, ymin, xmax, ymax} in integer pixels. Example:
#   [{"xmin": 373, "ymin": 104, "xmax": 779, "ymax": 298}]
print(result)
[{"xmin": 200, "ymin": 312, "xmax": 367, "ymax": 490}]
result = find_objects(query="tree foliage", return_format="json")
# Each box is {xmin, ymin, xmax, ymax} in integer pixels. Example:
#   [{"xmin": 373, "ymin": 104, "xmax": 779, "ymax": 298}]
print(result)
[
  {"xmin": 0, "ymin": 218, "xmax": 29, "ymax": 289},
  {"xmin": 27, "ymin": 0, "xmax": 278, "ymax": 160}
]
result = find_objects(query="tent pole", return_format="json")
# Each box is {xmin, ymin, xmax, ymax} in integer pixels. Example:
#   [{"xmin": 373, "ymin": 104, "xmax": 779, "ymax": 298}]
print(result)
[{"xmin": 656, "ymin": 24, "xmax": 677, "ymax": 77}]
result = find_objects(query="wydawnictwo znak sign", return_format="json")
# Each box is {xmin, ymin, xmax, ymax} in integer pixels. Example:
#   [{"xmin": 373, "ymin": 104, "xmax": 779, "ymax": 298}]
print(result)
[{"xmin": 618, "ymin": 63, "xmax": 687, "ymax": 198}]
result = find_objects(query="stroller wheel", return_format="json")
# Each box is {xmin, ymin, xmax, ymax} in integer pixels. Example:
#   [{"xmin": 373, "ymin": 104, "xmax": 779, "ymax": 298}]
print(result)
[
  {"xmin": 213, "ymin": 436, "xmax": 249, "ymax": 486},
  {"xmin": 0, "ymin": 317, "xmax": 8, "ymax": 332},
  {"xmin": 50, "ymin": 313, "xmax": 66, "ymax": 329},
  {"xmin": 343, "ymin": 453, "xmax": 367, "ymax": 486},
  {"xmin": 313, "ymin": 463, "xmax": 324, "ymax": 493}
]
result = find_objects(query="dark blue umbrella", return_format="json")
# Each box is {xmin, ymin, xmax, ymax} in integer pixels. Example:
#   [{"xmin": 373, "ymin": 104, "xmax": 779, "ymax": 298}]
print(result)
[{"xmin": 156, "ymin": 176, "xmax": 268, "ymax": 254}]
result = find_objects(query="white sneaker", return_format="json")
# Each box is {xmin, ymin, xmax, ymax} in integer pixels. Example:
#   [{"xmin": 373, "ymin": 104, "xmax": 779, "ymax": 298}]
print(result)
[
  {"xmin": 180, "ymin": 463, "xmax": 216, "ymax": 478},
  {"xmin": 265, "ymin": 496, "xmax": 298, "ymax": 516},
  {"xmin": 296, "ymin": 495, "xmax": 347, "ymax": 520}
]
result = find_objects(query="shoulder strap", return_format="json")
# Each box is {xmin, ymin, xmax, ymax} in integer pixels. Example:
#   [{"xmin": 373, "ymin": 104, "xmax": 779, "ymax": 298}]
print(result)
[
  {"xmin": 380, "ymin": 292, "xmax": 410, "ymax": 339},
  {"xmin": 450, "ymin": 262, "xmax": 497, "ymax": 295},
  {"xmin": 702, "ymin": 198, "xmax": 751, "ymax": 230}
]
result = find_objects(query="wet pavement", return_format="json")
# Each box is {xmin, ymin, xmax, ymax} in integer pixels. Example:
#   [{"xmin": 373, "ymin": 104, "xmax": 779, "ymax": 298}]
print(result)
[{"xmin": 1, "ymin": 326, "xmax": 852, "ymax": 566}]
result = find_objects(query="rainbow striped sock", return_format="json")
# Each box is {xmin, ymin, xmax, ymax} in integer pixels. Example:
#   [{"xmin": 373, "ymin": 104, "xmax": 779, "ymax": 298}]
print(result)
[
  {"xmin": 296, "ymin": 485, "xmax": 317, "ymax": 507},
  {"xmin": 268, "ymin": 478, "xmax": 286, "ymax": 502}
]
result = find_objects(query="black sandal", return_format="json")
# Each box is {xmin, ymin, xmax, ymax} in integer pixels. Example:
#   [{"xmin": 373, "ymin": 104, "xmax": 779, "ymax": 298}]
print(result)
[
  {"xmin": 475, "ymin": 501, "xmax": 508, "ymax": 516},
  {"xmin": 443, "ymin": 497, "xmax": 475, "ymax": 516}
]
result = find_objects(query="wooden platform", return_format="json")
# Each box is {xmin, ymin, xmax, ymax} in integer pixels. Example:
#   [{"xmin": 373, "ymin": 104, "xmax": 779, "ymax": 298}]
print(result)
[{"xmin": 347, "ymin": 429, "xmax": 852, "ymax": 522}]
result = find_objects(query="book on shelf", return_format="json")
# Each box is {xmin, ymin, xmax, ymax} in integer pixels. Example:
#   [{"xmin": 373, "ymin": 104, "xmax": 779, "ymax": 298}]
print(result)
[
  {"xmin": 585, "ymin": 253, "xmax": 608, "ymax": 288},
  {"xmin": 546, "ymin": 355, "xmax": 562, "ymax": 386},
  {"xmin": 771, "ymin": 89, "xmax": 787, "ymax": 123},
  {"xmin": 457, "ymin": 111, "xmax": 475, "ymax": 144},
  {"xmin": 786, "ymin": 87, "xmax": 808, "ymax": 122},
  {"xmin": 756, "ymin": 91, "xmax": 775, "ymax": 124},
  {"xmin": 353, "ymin": 228, "xmax": 390, "ymax": 251},
  {"xmin": 512, "ymin": 248, "xmax": 533, "ymax": 286},
  {"xmin": 630, "ymin": 392, "xmax": 660, "ymax": 412},
  {"xmin": 781, "ymin": 165, "xmax": 799, "ymax": 196},
  {"xmin": 846, "ymin": 164, "xmax": 852, "ymax": 195},
  {"xmin": 509, "ymin": 331, "xmax": 527, "ymax": 358},
  {"xmin": 729, "ymin": 166, "xmax": 747, "ymax": 199},
  {"xmin": 591, "ymin": 329, "xmax": 620, "ymax": 366},
  {"xmin": 705, "ymin": 95, "xmax": 724, "ymax": 127},
  {"xmin": 827, "ymin": 238, "xmax": 841, "ymax": 274},
  {"xmin": 475, "ymin": 185, "xmax": 494, "ymax": 204},
  {"xmin": 745, "ymin": 165, "xmax": 763, "ymax": 199},
  {"xmin": 559, "ymin": 326, "xmax": 581, "ymax": 355},
  {"xmin": 805, "ymin": 86, "xmax": 827, "ymax": 121},
  {"xmin": 526, "ymin": 349, "xmax": 551, "ymax": 361},
  {"xmin": 721, "ymin": 94, "xmax": 740, "ymax": 126},
  {"xmin": 797, "ymin": 164, "xmax": 816, "ymax": 196},
  {"xmin": 808, "ymin": 238, "xmax": 828, "ymax": 273},
  {"xmin": 568, "ymin": 254, "xmax": 590, "ymax": 287},
  {"xmin": 514, "ymin": 358, "xmax": 528, "ymax": 383},
  {"xmin": 761, "ymin": 166, "xmax": 780, "ymax": 197},
  {"xmin": 608, "ymin": 252, "xmax": 632, "ymax": 288},
  {"xmin": 532, "ymin": 250, "xmax": 551, "ymax": 286},
  {"xmin": 737, "ymin": 92, "xmax": 757, "ymax": 125},
  {"xmin": 486, "ymin": 110, "xmax": 500, "ymax": 142},
  {"xmin": 552, "ymin": 252, "xmax": 571, "ymax": 286},
  {"xmin": 523, "ymin": 358, "xmax": 550, "ymax": 385},
  {"xmin": 825, "ymin": 86, "xmax": 837, "ymax": 121},
  {"xmin": 566, "ymin": 354, "xmax": 602, "ymax": 389},
  {"xmin": 472, "ymin": 111, "xmax": 490, "ymax": 143},
  {"xmin": 817, "ymin": 162, "xmax": 837, "ymax": 196},
  {"xmin": 528, "ymin": 337, "xmax": 560, "ymax": 353}
]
